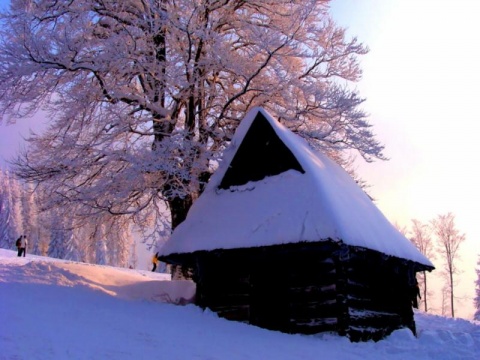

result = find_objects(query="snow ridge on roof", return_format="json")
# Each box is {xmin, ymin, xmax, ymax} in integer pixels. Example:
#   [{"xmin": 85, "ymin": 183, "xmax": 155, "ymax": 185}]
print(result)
[{"xmin": 160, "ymin": 108, "xmax": 433, "ymax": 267}]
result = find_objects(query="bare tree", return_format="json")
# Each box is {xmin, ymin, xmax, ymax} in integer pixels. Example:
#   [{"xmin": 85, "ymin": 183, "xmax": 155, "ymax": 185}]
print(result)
[
  {"xmin": 393, "ymin": 222, "xmax": 408, "ymax": 236},
  {"xmin": 431, "ymin": 213, "xmax": 465, "ymax": 318},
  {"xmin": 0, "ymin": 170, "xmax": 17, "ymax": 249},
  {"xmin": 0, "ymin": 1, "xmax": 384, "ymax": 240},
  {"xmin": 0, "ymin": 170, "xmax": 23, "ymax": 248},
  {"xmin": 474, "ymin": 254, "xmax": 480, "ymax": 321},
  {"xmin": 440, "ymin": 285, "xmax": 450, "ymax": 317},
  {"xmin": 409, "ymin": 219, "xmax": 435, "ymax": 312}
]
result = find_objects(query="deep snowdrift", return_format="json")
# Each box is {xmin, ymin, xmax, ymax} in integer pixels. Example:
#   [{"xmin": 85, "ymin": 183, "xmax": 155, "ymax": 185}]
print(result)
[{"xmin": 0, "ymin": 249, "xmax": 478, "ymax": 359}]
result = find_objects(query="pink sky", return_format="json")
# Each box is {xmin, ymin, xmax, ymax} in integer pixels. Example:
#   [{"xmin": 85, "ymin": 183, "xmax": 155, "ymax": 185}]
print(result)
[{"xmin": 331, "ymin": 0, "xmax": 480, "ymax": 319}]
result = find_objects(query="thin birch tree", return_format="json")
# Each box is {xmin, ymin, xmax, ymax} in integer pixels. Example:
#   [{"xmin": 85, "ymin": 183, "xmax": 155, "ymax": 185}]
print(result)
[
  {"xmin": 0, "ymin": 170, "xmax": 23, "ymax": 248},
  {"xmin": 431, "ymin": 213, "xmax": 465, "ymax": 318},
  {"xmin": 409, "ymin": 219, "xmax": 435, "ymax": 312},
  {"xmin": 474, "ymin": 254, "xmax": 480, "ymax": 321},
  {"xmin": 0, "ymin": 170, "xmax": 13, "ymax": 248}
]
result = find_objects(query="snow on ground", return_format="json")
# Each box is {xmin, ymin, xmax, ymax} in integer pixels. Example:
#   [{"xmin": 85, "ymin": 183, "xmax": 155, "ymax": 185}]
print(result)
[{"xmin": 0, "ymin": 249, "xmax": 478, "ymax": 360}]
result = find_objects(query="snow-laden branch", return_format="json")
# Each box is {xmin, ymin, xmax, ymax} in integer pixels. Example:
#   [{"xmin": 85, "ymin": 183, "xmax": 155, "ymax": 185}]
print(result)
[{"xmin": 0, "ymin": 0, "xmax": 380, "ymax": 236}]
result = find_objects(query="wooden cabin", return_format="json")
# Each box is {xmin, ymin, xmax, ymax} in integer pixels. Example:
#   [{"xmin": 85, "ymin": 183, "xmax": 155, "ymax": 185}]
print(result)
[{"xmin": 159, "ymin": 108, "xmax": 434, "ymax": 342}]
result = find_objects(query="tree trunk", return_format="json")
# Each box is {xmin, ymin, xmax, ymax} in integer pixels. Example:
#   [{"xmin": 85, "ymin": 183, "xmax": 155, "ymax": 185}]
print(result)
[
  {"xmin": 169, "ymin": 195, "xmax": 194, "ymax": 231},
  {"xmin": 423, "ymin": 271, "xmax": 428, "ymax": 312},
  {"xmin": 168, "ymin": 195, "xmax": 194, "ymax": 280},
  {"xmin": 450, "ymin": 269, "xmax": 455, "ymax": 318}
]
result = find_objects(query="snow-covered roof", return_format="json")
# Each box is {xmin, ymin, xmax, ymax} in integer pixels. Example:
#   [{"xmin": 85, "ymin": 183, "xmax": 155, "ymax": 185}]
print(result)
[{"xmin": 159, "ymin": 108, "xmax": 433, "ymax": 267}]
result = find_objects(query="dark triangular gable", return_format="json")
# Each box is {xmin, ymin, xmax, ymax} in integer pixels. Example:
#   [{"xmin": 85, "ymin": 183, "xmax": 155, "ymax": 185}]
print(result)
[{"xmin": 219, "ymin": 112, "xmax": 305, "ymax": 190}]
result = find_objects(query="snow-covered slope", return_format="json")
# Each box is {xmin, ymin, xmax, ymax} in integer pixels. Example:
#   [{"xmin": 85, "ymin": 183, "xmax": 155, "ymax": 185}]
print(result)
[{"xmin": 0, "ymin": 249, "xmax": 477, "ymax": 359}]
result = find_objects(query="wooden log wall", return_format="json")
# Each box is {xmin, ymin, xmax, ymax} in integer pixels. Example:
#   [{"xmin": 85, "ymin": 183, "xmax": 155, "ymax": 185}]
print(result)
[
  {"xmin": 343, "ymin": 248, "xmax": 416, "ymax": 341},
  {"xmin": 176, "ymin": 240, "xmax": 423, "ymax": 341},
  {"xmin": 285, "ymin": 256, "xmax": 340, "ymax": 334},
  {"xmin": 194, "ymin": 253, "xmax": 251, "ymax": 323},
  {"xmin": 193, "ymin": 243, "xmax": 346, "ymax": 335}
]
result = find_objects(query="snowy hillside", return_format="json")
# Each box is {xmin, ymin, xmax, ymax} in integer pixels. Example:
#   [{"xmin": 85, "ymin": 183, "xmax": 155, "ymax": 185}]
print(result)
[{"xmin": 1, "ymin": 249, "xmax": 478, "ymax": 360}]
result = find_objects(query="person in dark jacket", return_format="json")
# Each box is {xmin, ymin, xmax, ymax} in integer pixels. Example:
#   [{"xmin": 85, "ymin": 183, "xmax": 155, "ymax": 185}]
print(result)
[
  {"xmin": 17, "ymin": 235, "xmax": 28, "ymax": 257},
  {"xmin": 16, "ymin": 236, "xmax": 22, "ymax": 256}
]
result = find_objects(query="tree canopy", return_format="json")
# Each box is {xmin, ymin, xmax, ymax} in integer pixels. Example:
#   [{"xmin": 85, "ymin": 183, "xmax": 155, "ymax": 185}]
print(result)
[{"xmin": 0, "ymin": 0, "xmax": 384, "ymax": 239}]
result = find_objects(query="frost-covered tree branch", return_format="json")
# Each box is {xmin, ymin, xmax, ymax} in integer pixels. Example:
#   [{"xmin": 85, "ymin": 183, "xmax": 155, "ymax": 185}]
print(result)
[{"xmin": 0, "ymin": 0, "xmax": 384, "ymax": 238}]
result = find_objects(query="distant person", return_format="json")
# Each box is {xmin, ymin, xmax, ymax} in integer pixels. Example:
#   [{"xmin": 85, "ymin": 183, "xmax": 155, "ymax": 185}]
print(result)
[
  {"xmin": 152, "ymin": 252, "xmax": 159, "ymax": 272},
  {"xmin": 15, "ymin": 236, "xmax": 22, "ymax": 255},
  {"xmin": 17, "ymin": 235, "xmax": 27, "ymax": 257}
]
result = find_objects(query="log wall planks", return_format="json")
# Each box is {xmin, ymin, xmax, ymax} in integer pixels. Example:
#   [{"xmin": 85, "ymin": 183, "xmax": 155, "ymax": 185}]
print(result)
[{"xmin": 162, "ymin": 240, "xmax": 432, "ymax": 341}]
